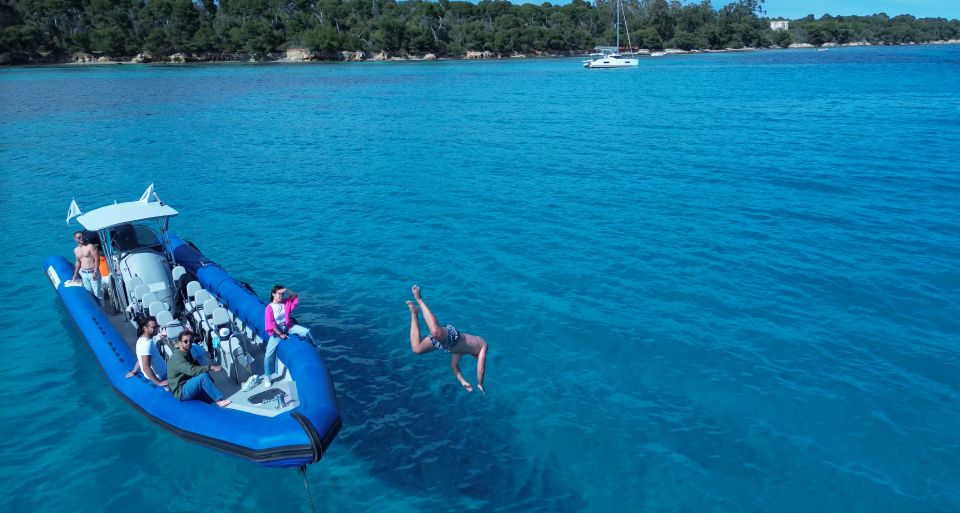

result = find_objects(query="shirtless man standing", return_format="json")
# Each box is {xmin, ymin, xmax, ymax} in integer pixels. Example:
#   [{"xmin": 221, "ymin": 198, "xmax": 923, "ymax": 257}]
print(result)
[
  {"xmin": 71, "ymin": 231, "xmax": 101, "ymax": 300},
  {"xmin": 406, "ymin": 285, "xmax": 488, "ymax": 395}
]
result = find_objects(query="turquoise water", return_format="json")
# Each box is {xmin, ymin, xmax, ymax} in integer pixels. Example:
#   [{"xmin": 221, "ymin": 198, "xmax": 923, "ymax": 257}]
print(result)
[{"xmin": 1, "ymin": 46, "xmax": 959, "ymax": 512}]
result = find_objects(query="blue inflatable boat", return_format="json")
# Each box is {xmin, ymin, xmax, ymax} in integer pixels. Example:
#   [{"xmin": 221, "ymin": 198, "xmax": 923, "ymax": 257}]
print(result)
[{"xmin": 47, "ymin": 193, "xmax": 340, "ymax": 467}]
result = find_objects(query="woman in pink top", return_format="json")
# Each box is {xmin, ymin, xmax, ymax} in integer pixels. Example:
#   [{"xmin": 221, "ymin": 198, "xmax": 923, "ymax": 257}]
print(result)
[{"xmin": 263, "ymin": 284, "xmax": 316, "ymax": 387}]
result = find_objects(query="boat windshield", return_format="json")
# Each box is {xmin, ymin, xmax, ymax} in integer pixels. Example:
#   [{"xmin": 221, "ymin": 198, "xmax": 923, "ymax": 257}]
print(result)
[{"xmin": 111, "ymin": 222, "xmax": 163, "ymax": 253}]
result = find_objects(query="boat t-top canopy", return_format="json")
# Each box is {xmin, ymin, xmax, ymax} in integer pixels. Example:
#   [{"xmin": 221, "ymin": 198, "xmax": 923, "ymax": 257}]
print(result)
[
  {"xmin": 76, "ymin": 201, "xmax": 179, "ymax": 232},
  {"xmin": 590, "ymin": 46, "xmax": 625, "ymax": 57}
]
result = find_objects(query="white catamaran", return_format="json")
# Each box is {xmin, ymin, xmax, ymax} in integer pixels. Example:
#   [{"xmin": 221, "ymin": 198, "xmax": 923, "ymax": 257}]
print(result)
[{"xmin": 583, "ymin": 0, "xmax": 638, "ymax": 68}]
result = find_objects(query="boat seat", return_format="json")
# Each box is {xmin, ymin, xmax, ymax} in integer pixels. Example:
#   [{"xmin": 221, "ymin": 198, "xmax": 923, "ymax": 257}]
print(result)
[
  {"xmin": 226, "ymin": 310, "xmax": 245, "ymax": 332},
  {"xmin": 165, "ymin": 320, "xmax": 184, "ymax": 342},
  {"xmin": 211, "ymin": 307, "xmax": 231, "ymax": 331},
  {"xmin": 186, "ymin": 280, "xmax": 201, "ymax": 299},
  {"xmin": 133, "ymin": 285, "xmax": 150, "ymax": 308},
  {"xmin": 216, "ymin": 315, "xmax": 255, "ymax": 384},
  {"xmin": 128, "ymin": 277, "xmax": 144, "ymax": 294},
  {"xmin": 171, "ymin": 266, "xmax": 187, "ymax": 287},
  {"xmin": 193, "ymin": 289, "xmax": 212, "ymax": 308},
  {"xmin": 197, "ymin": 298, "xmax": 219, "ymax": 333},
  {"xmin": 231, "ymin": 337, "xmax": 253, "ymax": 377},
  {"xmin": 148, "ymin": 301, "xmax": 169, "ymax": 317},
  {"xmin": 191, "ymin": 293, "xmax": 214, "ymax": 327},
  {"xmin": 141, "ymin": 292, "xmax": 159, "ymax": 312},
  {"xmin": 186, "ymin": 289, "xmax": 211, "ymax": 317},
  {"xmin": 217, "ymin": 333, "xmax": 251, "ymax": 384},
  {"xmin": 156, "ymin": 338, "xmax": 173, "ymax": 360},
  {"xmin": 155, "ymin": 310, "xmax": 174, "ymax": 326}
]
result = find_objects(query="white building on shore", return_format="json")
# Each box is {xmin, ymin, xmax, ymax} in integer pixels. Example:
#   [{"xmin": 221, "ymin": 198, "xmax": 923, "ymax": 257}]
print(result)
[{"xmin": 770, "ymin": 20, "xmax": 789, "ymax": 31}]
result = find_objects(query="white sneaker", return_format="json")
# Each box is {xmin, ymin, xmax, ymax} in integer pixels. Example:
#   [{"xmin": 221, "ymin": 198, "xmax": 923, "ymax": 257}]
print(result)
[
  {"xmin": 240, "ymin": 375, "xmax": 260, "ymax": 392},
  {"xmin": 264, "ymin": 376, "xmax": 272, "ymax": 388}
]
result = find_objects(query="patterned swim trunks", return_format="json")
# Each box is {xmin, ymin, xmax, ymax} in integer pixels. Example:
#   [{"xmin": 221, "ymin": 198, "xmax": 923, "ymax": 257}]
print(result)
[{"xmin": 430, "ymin": 324, "xmax": 461, "ymax": 353}]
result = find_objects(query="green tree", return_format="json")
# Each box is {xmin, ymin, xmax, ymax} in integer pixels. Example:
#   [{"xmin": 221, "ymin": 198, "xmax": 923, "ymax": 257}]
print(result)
[
  {"xmin": 770, "ymin": 28, "xmax": 792, "ymax": 47},
  {"xmin": 636, "ymin": 26, "xmax": 662, "ymax": 49},
  {"xmin": 671, "ymin": 30, "xmax": 698, "ymax": 50},
  {"xmin": 90, "ymin": 26, "xmax": 126, "ymax": 54},
  {"xmin": 238, "ymin": 19, "xmax": 282, "ymax": 55},
  {"xmin": 303, "ymin": 25, "xmax": 342, "ymax": 52}
]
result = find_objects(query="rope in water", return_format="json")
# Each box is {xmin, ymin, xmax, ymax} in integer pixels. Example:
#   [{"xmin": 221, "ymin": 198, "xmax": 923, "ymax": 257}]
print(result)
[{"xmin": 299, "ymin": 465, "xmax": 318, "ymax": 513}]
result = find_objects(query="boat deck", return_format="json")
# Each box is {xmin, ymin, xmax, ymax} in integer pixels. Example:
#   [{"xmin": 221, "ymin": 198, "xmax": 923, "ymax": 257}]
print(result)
[{"xmin": 104, "ymin": 308, "xmax": 300, "ymax": 416}]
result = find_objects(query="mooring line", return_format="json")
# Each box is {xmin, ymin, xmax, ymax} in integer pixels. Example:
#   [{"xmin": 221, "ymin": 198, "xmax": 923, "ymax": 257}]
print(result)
[{"xmin": 299, "ymin": 464, "xmax": 318, "ymax": 513}]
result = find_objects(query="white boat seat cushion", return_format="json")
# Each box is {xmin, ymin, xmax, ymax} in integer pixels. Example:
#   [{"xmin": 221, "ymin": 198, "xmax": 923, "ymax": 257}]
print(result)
[
  {"xmin": 155, "ymin": 310, "xmax": 174, "ymax": 326},
  {"xmin": 198, "ymin": 298, "xmax": 219, "ymax": 332},
  {"xmin": 194, "ymin": 289, "xmax": 212, "ymax": 307},
  {"xmin": 148, "ymin": 301, "xmax": 168, "ymax": 317},
  {"xmin": 211, "ymin": 308, "xmax": 231, "ymax": 329},
  {"xmin": 133, "ymin": 285, "xmax": 150, "ymax": 304},
  {"xmin": 166, "ymin": 322, "xmax": 184, "ymax": 341},
  {"xmin": 201, "ymin": 298, "xmax": 218, "ymax": 315},
  {"xmin": 233, "ymin": 337, "xmax": 253, "ymax": 370},
  {"xmin": 141, "ymin": 292, "xmax": 159, "ymax": 309},
  {"xmin": 171, "ymin": 266, "xmax": 187, "ymax": 286},
  {"xmin": 186, "ymin": 289, "xmax": 211, "ymax": 316},
  {"xmin": 186, "ymin": 280, "xmax": 201, "ymax": 299}
]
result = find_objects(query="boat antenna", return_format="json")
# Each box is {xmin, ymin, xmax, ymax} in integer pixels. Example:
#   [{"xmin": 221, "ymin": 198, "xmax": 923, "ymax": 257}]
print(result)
[{"xmin": 299, "ymin": 465, "xmax": 319, "ymax": 513}]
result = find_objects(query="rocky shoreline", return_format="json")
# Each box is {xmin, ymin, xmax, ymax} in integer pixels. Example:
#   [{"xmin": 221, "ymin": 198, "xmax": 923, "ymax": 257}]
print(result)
[
  {"xmin": 8, "ymin": 39, "xmax": 959, "ymax": 66},
  {"xmin": 58, "ymin": 48, "xmax": 571, "ymax": 65}
]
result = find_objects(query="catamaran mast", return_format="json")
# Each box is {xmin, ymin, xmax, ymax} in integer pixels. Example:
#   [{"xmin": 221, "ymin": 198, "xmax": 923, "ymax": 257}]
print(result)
[{"xmin": 616, "ymin": 0, "xmax": 621, "ymax": 50}]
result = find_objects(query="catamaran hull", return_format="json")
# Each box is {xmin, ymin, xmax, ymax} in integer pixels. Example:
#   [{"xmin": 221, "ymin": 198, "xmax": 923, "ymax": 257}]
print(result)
[
  {"xmin": 44, "ymin": 237, "xmax": 341, "ymax": 468},
  {"xmin": 585, "ymin": 60, "xmax": 639, "ymax": 68}
]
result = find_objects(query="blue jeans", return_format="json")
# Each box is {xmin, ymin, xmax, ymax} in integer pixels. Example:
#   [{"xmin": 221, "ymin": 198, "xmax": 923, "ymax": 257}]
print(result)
[
  {"xmin": 79, "ymin": 269, "xmax": 101, "ymax": 300},
  {"xmin": 179, "ymin": 373, "xmax": 224, "ymax": 402},
  {"xmin": 263, "ymin": 324, "xmax": 314, "ymax": 378}
]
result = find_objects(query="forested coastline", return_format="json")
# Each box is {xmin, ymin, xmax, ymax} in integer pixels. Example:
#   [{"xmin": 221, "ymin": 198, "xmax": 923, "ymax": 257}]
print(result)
[{"xmin": 1, "ymin": 0, "xmax": 959, "ymax": 65}]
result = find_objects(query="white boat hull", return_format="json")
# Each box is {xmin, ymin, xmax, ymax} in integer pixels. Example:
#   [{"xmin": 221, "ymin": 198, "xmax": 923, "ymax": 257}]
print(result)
[{"xmin": 584, "ymin": 58, "xmax": 639, "ymax": 68}]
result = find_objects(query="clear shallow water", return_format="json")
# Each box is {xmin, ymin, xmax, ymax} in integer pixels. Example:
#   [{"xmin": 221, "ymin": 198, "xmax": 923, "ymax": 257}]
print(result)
[{"xmin": 1, "ymin": 46, "xmax": 958, "ymax": 512}]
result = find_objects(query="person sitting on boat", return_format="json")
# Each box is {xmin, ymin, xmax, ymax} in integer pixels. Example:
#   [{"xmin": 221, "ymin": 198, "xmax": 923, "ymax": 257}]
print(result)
[
  {"xmin": 125, "ymin": 316, "xmax": 168, "ymax": 387},
  {"xmin": 406, "ymin": 285, "xmax": 489, "ymax": 395},
  {"xmin": 263, "ymin": 285, "xmax": 317, "ymax": 388},
  {"xmin": 71, "ymin": 231, "xmax": 101, "ymax": 300},
  {"xmin": 167, "ymin": 331, "xmax": 231, "ymax": 407}
]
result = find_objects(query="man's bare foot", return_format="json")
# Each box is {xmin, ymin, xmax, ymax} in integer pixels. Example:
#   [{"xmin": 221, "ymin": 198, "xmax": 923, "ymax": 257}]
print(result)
[
  {"xmin": 216, "ymin": 399, "xmax": 232, "ymax": 408},
  {"xmin": 411, "ymin": 284, "xmax": 422, "ymax": 301},
  {"xmin": 477, "ymin": 384, "xmax": 486, "ymax": 396},
  {"xmin": 460, "ymin": 381, "xmax": 474, "ymax": 393},
  {"xmin": 406, "ymin": 300, "xmax": 419, "ymax": 315}
]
